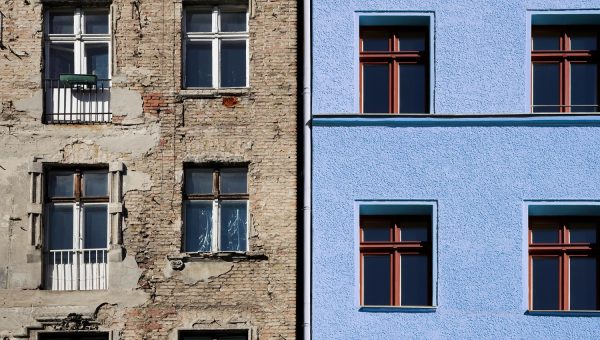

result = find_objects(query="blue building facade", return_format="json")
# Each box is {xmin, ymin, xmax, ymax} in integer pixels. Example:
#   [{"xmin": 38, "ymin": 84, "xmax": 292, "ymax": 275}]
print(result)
[{"xmin": 311, "ymin": 1, "xmax": 600, "ymax": 338}]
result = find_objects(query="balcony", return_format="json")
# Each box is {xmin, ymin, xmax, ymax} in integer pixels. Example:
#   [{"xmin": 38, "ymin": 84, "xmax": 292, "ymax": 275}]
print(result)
[
  {"xmin": 45, "ymin": 248, "xmax": 108, "ymax": 291},
  {"xmin": 43, "ymin": 75, "xmax": 111, "ymax": 124}
]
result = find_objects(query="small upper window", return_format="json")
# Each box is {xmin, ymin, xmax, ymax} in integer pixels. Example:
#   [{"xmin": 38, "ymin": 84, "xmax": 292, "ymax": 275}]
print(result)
[
  {"xmin": 531, "ymin": 27, "xmax": 599, "ymax": 113},
  {"xmin": 360, "ymin": 26, "xmax": 429, "ymax": 114},
  {"xmin": 183, "ymin": 167, "xmax": 249, "ymax": 253},
  {"xmin": 183, "ymin": 6, "xmax": 249, "ymax": 88}
]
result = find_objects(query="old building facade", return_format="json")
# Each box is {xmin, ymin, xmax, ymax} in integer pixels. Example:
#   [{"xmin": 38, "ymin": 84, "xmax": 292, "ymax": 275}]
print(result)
[
  {"xmin": 0, "ymin": 0, "xmax": 298, "ymax": 339},
  {"xmin": 310, "ymin": 0, "xmax": 600, "ymax": 339}
]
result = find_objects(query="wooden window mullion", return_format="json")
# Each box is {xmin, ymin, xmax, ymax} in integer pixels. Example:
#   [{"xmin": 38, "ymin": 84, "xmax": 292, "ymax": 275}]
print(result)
[
  {"xmin": 393, "ymin": 251, "xmax": 400, "ymax": 305},
  {"xmin": 74, "ymin": 171, "xmax": 82, "ymax": 200}
]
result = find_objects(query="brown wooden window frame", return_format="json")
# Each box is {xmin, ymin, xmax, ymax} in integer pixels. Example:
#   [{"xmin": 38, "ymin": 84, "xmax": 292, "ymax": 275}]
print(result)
[
  {"xmin": 359, "ymin": 215, "xmax": 432, "ymax": 306},
  {"xmin": 528, "ymin": 216, "xmax": 600, "ymax": 311},
  {"xmin": 531, "ymin": 26, "xmax": 600, "ymax": 113},
  {"xmin": 359, "ymin": 26, "xmax": 430, "ymax": 114}
]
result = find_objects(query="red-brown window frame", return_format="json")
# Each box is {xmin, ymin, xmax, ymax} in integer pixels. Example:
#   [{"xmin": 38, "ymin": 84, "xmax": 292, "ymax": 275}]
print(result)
[
  {"xmin": 359, "ymin": 26, "xmax": 429, "ymax": 114},
  {"xmin": 531, "ymin": 26, "xmax": 600, "ymax": 113},
  {"xmin": 359, "ymin": 215, "xmax": 432, "ymax": 306},
  {"xmin": 528, "ymin": 216, "xmax": 600, "ymax": 311}
]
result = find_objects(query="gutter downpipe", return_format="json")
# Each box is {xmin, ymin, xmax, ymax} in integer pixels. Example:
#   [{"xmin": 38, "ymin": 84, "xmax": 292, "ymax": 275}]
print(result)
[{"xmin": 302, "ymin": 0, "xmax": 312, "ymax": 337}]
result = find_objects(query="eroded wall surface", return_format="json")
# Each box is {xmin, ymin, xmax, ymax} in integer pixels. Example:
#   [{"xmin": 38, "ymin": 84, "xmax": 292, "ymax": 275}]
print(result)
[{"xmin": 0, "ymin": 0, "xmax": 297, "ymax": 338}]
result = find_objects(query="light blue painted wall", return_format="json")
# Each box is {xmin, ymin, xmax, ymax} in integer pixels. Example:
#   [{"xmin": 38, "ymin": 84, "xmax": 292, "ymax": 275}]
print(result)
[
  {"xmin": 311, "ymin": 120, "xmax": 600, "ymax": 339},
  {"xmin": 311, "ymin": 1, "xmax": 600, "ymax": 338},
  {"xmin": 312, "ymin": 0, "xmax": 600, "ymax": 114}
]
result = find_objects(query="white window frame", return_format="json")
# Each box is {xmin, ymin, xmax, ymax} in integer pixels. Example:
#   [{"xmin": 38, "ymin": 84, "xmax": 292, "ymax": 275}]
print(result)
[
  {"xmin": 183, "ymin": 168, "xmax": 250, "ymax": 253},
  {"xmin": 44, "ymin": 169, "xmax": 111, "ymax": 291},
  {"xmin": 183, "ymin": 6, "xmax": 249, "ymax": 89},
  {"xmin": 44, "ymin": 8, "xmax": 112, "ymax": 80}
]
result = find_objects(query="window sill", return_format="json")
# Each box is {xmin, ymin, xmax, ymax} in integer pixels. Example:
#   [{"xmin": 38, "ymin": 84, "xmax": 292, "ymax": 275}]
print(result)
[
  {"xmin": 168, "ymin": 251, "xmax": 267, "ymax": 265},
  {"xmin": 179, "ymin": 87, "xmax": 251, "ymax": 99},
  {"xmin": 359, "ymin": 306, "xmax": 437, "ymax": 313},
  {"xmin": 526, "ymin": 310, "xmax": 600, "ymax": 317}
]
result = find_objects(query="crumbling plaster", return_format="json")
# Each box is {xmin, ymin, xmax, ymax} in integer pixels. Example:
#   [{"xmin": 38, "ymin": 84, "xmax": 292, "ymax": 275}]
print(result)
[{"xmin": 0, "ymin": 0, "xmax": 298, "ymax": 337}]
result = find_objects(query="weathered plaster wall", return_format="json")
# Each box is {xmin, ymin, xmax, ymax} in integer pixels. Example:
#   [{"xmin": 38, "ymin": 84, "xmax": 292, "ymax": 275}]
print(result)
[
  {"xmin": 312, "ymin": 0, "xmax": 600, "ymax": 114},
  {"xmin": 312, "ymin": 120, "xmax": 600, "ymax": 339},
  {"xmin": 0, "ymin": 0, "xmax": 297, "ymax": 338}
]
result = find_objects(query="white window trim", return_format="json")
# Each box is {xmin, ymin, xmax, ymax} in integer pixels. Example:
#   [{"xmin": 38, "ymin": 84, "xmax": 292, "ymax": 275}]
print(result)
[
  {"xmin": 183, "ymin": 5, "xmax": 250, "ymax": 89},
  {"xmin": 44, "ymin": 8, "xmax": 112, "ymax": 80},
  {"xmin": 184, "ymin": 198, "xmax": 249, "ymax": 253},
  {"xmin": 44, "ymin": 170, "xmax": 111, "ymax": 291}
]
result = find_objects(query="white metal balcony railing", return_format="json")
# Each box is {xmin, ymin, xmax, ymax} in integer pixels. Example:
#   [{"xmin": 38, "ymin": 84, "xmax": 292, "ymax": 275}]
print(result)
[
  {"xmin": 45, "ymin": 249, "xmax": 108, "ymax": 291},
  {"xmin": 43, "ymin": 77, "xmax": 111, "ymax": 124}
]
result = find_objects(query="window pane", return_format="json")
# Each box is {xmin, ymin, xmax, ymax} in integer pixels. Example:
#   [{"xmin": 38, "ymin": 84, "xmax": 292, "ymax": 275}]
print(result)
[
  {"xmin": 181, "ymin": 336, "xmax": 211, "ymax": 340},
  {"xmin": 362, "ymin": 31, "xmax": 389, "ymax": 51},
  {"xmin": 186, "ymin": 41, "xmax": 212, "ymax": 87},
  {"xmin": 571, "ymin": 34, "xmax": 597, "ymax": 51},
  {"xmin": 49, "ymin": 12, "xmax": 74, "ymax": 34},
  {"xmin": 185, "ymin": 201, "xmax": 213, "ymax": 252},
  {"xmin": 85, "ymin": 12, "xmax": 109, "ymax": 34},
  {"xmin": 401, "ymin": 255, "xmax": 430, "ymax": 306},
  {"xmin": 570, "ymin": 257, "xmax": 597, "ymax": 310},
  {"xmin": 401, "ymin": 219, "xmax": 429, "ymax": 242},
  {"xmin": 532, "ymin": 63, "xmax": 560, "ymax": 113},
  {"xmin": 399, "ymin": 64, "xmax": 426, "ymax": 113},
  {"xmin": 571, "ymin": 63, "xmax": 598, "ymax": 112},
  {"xmin": 220, "ymin": 168, "xmax": 247, "ymax": 194},
  {"xmin": 220, "ymin": 201, "xmax": 247, "ymax": 251},
  {"xmin": 531, "ymin": 228, "xmax": 560, "ymax": 244},
  {"xmin": 221, "ymin": 40, "xmax": 246, "ymax": 87},
  {"xmin": 83, "ymin": 172, "xmax": 108, "ymax": 197},
  {"xmin": 570, "ymin": 223, "xmax": 597, "ymax": 243},
  {"xmin": 221, "ymin": 12, "xmax": 247, "ymax": 32},
  {"xmin": 363, "ymin": 64, "xmax": 389, "ymax": 113},
  {"xmin": 532, "ymin": 257, "xmax": 559, "ymax": 310},
  {"xmin": 363, "ymin": 255, "xmax": 391, "ymax": 305},
  {"xmin": 221, "ymin": 336, "xmax": 247, "ymax": 340},
  {"xmin": 186, "ymin": 10, "xmax": 212, "ymax": 32},
  {"xmin": 83, "ymin": 205, "xmax": 108, "ymax": 249},
  {"xmin": 85, "ymin": 44, "xmax": 109, "ymax": 79},
  {"xmin": 48, "ymin": 205, "xmax": 73, "ymax": 250},
  {"xmin": 48, "ymin": 44, "xmax": 75, "ymax": 79},
  {"xmin": 185, "ymin": 169, "xmax": 213, "ymax": 195},
  {"xmin": 362, "ymin": 219, "xmax": 391, "ymax": 242},
  {"xmin": 533, "ymin": 34, "xmax": 560, "ymax": 50},
  {"xmin": 398, "ymin": 32, "xmax": 426, "ymax": 51},
  {"xmin": 48, "ymin": 172, "xmax": 74, "ymax": 198}
]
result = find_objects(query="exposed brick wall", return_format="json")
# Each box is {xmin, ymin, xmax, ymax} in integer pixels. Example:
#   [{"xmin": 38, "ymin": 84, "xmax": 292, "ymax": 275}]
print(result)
[{"xmin": 0, "ymin": 0, "xmax": 298, "ymax": 338}]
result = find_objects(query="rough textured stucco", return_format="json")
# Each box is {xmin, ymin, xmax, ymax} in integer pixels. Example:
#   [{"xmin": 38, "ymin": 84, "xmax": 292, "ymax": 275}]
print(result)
[
  {"xmin": 312, "ymin": 123, "xmax": 600, "ymax": 339},
  {"xmin": 312, "ymin": 0, "xmax": 600, "ymax": 114}
]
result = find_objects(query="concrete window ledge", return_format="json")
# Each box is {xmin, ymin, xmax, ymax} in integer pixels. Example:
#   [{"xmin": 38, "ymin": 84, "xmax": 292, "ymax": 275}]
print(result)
[
  {"xmin": 168, "ymin": 251, "xmax": 267, "ymax": 265},
  {"xmin": 526, "ymin": 310, "xmax": 600, "ymax": 317},
  {"xmin": 179, "ymin": 88, "xmax": 251, "ymax": 99},
  {"xmin": 359, "ymin": 306, "xmax": 437, "ymax": 313}
]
